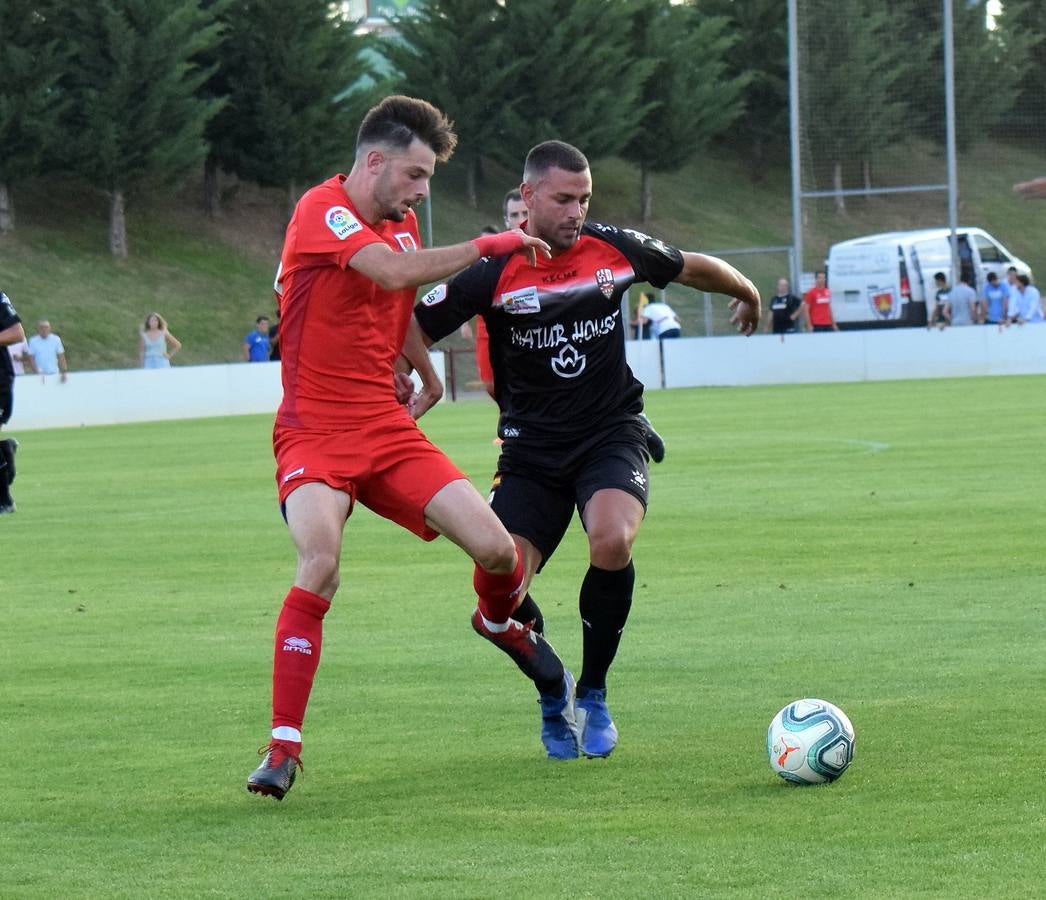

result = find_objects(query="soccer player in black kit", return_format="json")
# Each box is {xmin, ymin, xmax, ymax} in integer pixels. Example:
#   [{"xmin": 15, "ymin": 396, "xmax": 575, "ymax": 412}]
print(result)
[
  {"xmin": 0, "ymin": 290, "xmax": 26, "ymax": 513},
  {"xmin": 412, "ymin": 141, "xmax": 760, "ymax": 758}
]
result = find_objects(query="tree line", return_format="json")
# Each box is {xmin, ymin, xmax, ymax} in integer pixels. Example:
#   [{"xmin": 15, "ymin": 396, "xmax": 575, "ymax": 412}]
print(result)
[{"xmin": 0, "ymin": 0, "xmax": 1040, "ymax": 257}]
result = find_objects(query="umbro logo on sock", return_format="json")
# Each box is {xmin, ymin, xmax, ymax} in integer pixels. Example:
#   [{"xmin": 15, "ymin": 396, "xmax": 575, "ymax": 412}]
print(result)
[{"xmin": 283, "ymin": 636, "xmax": 313, "ymax": 655}]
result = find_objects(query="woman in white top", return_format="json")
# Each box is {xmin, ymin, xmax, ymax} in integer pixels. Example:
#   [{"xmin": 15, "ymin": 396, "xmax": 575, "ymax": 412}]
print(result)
[{"xmin": 140, "ymin": 313, "xmax": 182, "ymax": 368}]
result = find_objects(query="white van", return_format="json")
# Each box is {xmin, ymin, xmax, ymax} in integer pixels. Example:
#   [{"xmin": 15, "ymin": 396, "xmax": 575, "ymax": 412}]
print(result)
[{"xmin": 825, "ymin": 228, "xmax": 1033, "ymax": 327}]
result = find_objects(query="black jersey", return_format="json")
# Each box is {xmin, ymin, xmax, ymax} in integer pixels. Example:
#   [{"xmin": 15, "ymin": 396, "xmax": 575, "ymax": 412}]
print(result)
[
  {"xmin": 415, "ymin": 222, "xmax": 684, "ymax": 445},
  {"xmin": 0, "ymin": 291, "xmax": 20, "ymax": 382},
  {"xmin": 768, "ymin": 293, "xmax": 802, "ymax": 333}
]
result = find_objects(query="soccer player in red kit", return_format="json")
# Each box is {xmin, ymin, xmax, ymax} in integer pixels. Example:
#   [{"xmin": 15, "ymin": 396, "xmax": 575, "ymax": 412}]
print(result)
[
  {"xmin": 412, "ymin": 141, "xmax": 760, "ymax": 758},
  {"xmin": 246, "ymin": 97, "xmax": 574, "ymax": 801}
]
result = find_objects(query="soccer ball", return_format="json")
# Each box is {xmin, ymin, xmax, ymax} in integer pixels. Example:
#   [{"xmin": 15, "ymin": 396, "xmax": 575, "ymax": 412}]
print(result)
[{"xmin": 767, "ymin": 698, "xmax": 855, "ymax": 784}]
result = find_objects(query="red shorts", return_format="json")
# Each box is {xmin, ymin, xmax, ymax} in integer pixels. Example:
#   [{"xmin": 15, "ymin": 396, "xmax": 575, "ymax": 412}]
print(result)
[
  {"xmin": 273, "ymin": 411, "xmax": 465, "ymax": 540},
  {"xmin": 474, "ymin": 317, "xmax": 493, "ymax": 385}
]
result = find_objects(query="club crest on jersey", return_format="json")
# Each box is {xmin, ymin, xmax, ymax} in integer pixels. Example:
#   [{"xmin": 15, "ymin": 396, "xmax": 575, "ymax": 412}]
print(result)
[
  {"xmin": 499, "ymin": 285, "xmax": 541, "ymax": 314},
  {"xmin": 325, "ymin": 205, "xmax": 362, "ymax": 240},
  {"xmin": 595, "ymin": 267, "xmax": 615, "ymax": 299},
  {"xmin": 394, "ymin": 232, "xmax": 417, "ymax": 252},
  {"xmin": 420, "ymin": 284, "xmax": 447, "ymax": 306}
]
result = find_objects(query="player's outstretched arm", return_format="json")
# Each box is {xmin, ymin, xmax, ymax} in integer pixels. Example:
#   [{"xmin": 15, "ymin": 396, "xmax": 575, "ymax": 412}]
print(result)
[
  {"xmin": 676, "ymin": 252, "xmax": 762, "ymax": 335},
  {"xmin": 350, "ymin": 230, "xmax": 550, "ymax": 292}
]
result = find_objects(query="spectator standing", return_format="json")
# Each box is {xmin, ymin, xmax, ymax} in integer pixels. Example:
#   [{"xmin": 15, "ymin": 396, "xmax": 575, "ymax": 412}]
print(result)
[
  {"xmin": 982, "ymin": 272, "xmax": 1010, "ymax": 326},
  {"xmin": 7, "ymin": 336, "xmax": 33, "ymax": 375},
  {"xmin": 948, "ymin": 275, "xmax": 977, "ymax": 326},
  {"xmin": 268, "ymin": 312, "xmax": 281, "ymax": 362},
  {"xmin": 243, "ymin": 316, "xmax": 271, "ymax": 362},
  {"xmin": 1007, "ymin": 274, "xmax": 1044, "ymax": 325},
  {"xmin": 765, "ymin": 277, "xmax": 804, "ymax": 336},
  {"xmin": 0, "ymin": 290, "xmax": 26, "ymax": 513},
  {"xmin": 140, "ymin": 313, "xmax": 182, "ymax": 368},
  {"xmin": 1004, "ymin": 267, "xmax": 1022, "ymax": 320},
  {"xmin": 803, "ymin": 271, "xmax": 838, "ymax": 332},
  {"xmin": 928, "ymin": 272, "xmax": 952, "ymax": 330},
  {"xmin": 27, "ymin": 320, "xmax": 68, "ymax": 381},
  {"xmin": 640, "ymin": 297, "xmax": 682, "ymax": 339},
  {"xmin": 630, "ymin": 291, "xmax": 652, "ymax": 340}
]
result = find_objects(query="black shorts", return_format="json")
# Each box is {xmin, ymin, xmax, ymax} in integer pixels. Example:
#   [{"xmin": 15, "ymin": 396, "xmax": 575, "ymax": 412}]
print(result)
[
  {"xmin": 0, "ymin": 379, "xmax": 12, "ymax": 426},
  {"xmin": 487, "ymin": 418, "xmax": 649, "ymax": 571}
]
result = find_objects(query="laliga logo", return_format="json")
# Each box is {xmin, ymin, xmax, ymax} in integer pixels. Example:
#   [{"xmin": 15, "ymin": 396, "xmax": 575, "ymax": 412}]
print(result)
[
  {"xmin": 551, "ymin": 344, "xmax": 586, "ymax": 378},
  {"xmin": 283, "ymin": 636, "xmax": 313, "ymax": 655}
]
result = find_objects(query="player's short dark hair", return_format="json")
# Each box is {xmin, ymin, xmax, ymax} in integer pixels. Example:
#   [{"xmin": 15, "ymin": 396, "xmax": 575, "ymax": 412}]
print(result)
[
  {"xmin": 523, "ymin": 141, "xmax": 589, "ymax": 182},
  {"xmin": 987, "ymin": 271, "xmax": 998, "ymax": 282},
  {"xmin": 502, "ymin": 188, "xmax": 522, "ymax": 218},
  {"xmin": 356, "ymin": 95, "xmax": 457, "ymax": 162},
  {"xmin": 256, "ymin": 315, "xmax": 270, "ymax": 324},
  {"xmin": 933, "ymin": 272, "xmax": 947, "ymax": 283},
  {"xmin": 1017, "ymin": 273, "xmax": 1031, "ymax": 287}
]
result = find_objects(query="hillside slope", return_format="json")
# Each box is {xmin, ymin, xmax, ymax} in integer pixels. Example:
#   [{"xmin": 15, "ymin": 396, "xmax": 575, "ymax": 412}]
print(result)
[{"xmin": 0, "ymin": 140, "xmax": 1042, "ymax": 370}]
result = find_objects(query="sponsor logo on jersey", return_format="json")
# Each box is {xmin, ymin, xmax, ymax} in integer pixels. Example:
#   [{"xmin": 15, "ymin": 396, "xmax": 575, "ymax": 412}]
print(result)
[
  {"xmin": 500, "ymin": 285, "xmax": 541, "ymax": 314},
  {"xmin": 542, "ymin": 269, "xmax": 577, "ymax": 284},
  {"xmin": 394, "ymin": 232, "xmax": 417, "ymax": 252},
  {"xmin": 420, "ymin": 284, "xmax": 447, "ymax": 306},
  {"xmin": 325, "ymin": 205, "xmax": 363, "ymax": 240},
  {"xmin": 630, "ymin": 469, "xmax": 647, "ymax": 489},
  {"xmin": 595, "ymin": 267, "xmax": 615, "ymax": 299},
  {"xmin": 550, "ymin": 344, "xmax": 586, "ymax": 378},
  {"xmin": 283, "ymin": 636, "xmax": 313, "ymax": 655},
  {"xmin": 624, "ymin": 228, "xmax": 652, "ymax": 244}
]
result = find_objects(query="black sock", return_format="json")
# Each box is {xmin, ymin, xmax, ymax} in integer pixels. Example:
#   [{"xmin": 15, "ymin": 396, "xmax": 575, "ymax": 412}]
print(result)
[
  {"xmin": 0, "ymin": 439, "xmax": 14, "ymax": 485},
  {"xmin": 0, "ymin": 457, "xmax": 11, "ymax": 506},
  {"xmin": 513, "ymin": 593, "xmax": 544, "ymax": 635},
  {"xmin": 578, "ymin": 561, "xmax": 635, "ymax": 694}
]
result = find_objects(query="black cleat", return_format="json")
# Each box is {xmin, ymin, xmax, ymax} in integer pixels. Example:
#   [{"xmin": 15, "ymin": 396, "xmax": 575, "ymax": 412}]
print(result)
[
  {"xmin": 247, "ymin": 741, "xmax": 302, "ymax": 801},
  {"xmin": 471, "ymin": 608, "xmax": 565, "ymax": 689},
  {"xmin": 638, "ymin": 413, "xmax": 665, "ymax": 464}
]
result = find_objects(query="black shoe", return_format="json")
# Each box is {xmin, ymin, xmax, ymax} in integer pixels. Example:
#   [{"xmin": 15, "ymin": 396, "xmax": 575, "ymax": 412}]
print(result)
[
  {"xmin": 247, "ymin": 741, "xmax": 302, "ymax": 801},
  {"xmin": 471, "ymin": 608, "xmax": 565, "ymax": 689},
  {"xmin": 0, "ymin": 503, "xmax": 14, "ymax": 515},
  {"xmin": 638, "ymin": 413, "xmax": 665, "ymax": 464}
]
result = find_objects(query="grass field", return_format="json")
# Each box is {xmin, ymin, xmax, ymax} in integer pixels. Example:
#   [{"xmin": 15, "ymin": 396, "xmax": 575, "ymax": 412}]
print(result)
[{"xmin": 3, "ymin": 376, "xmax": 1045, "ymax": 897}]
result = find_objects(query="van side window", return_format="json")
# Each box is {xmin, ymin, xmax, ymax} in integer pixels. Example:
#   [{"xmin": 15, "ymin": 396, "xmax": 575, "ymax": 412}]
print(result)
[{"xmin": 974, "ymin": 234, "xmax": 1009, "ymax": 264}]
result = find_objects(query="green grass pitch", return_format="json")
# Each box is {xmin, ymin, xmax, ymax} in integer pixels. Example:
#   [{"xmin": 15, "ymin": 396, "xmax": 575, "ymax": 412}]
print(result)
[{"xmin": 3, "ymin": 375, "xmax": 1045, "ymax": 897}]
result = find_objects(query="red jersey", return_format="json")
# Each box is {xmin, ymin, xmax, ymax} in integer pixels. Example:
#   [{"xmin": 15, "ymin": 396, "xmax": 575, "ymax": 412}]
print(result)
[
  {"xmin": 804, "ymin": 285, "xmax": 834, "ymax": 326},
  {"xmin": 274, "ymin": 174, "xmax": 421, "ymax": 429}
]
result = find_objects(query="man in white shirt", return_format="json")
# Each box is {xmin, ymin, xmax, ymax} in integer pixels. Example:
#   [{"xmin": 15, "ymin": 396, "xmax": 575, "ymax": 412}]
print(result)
[
  {"xmin": 27, "ymin": 320, "xmax": 68, "ymax": 381},
  {"xmin": 1007, "ymin": 275, "xmax": 1043, "ymax": 325},
  {"xmin": 640, "ymin": 299, "xmax": 682, "ymax": 339}
]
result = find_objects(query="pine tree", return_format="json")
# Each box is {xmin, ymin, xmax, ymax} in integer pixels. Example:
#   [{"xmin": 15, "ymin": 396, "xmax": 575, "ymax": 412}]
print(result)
[
  {"xmin": 799, "ymin": 0, "xmax": 910, "ymax": 213},
  {"xmin": 621, "ymin": 2, "xmax": 748, "ymax": 222},
  {"xmin": 62, "ymin": 0, "xmax": 223, "ymax": 257},
  {"xmin": 698, "ymin": 0, "xmax": 789, "ymax": 174},
  {"xmin": 0, "ymin": 0, "xmax": 66, "ymax": 232},
  {"xmin": 207, "ymin": 0, "xmax": 369, "ymax": 217},
  {"xmin": 384, "ymin": 0, "xmax": 523, "ymax": 209}
]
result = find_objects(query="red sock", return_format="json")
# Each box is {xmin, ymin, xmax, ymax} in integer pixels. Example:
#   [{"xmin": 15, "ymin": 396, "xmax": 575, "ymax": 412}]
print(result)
[
  {"xmin": 474, "ymin": 546, "xmax": 525, "ymax": 624},
  {"xmin": 272, "ymin": 586, "xmax": 330, "ymax": 732}
]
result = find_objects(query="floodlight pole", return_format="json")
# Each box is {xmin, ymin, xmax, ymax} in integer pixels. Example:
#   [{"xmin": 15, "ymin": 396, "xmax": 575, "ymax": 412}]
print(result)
[
  {"xmin": 944, "ymin": 0, "xmax": 959, "ymax": 285},
  {"xmin": 787, "ymin": 0, "xmax": 802, "ymax": 291}
]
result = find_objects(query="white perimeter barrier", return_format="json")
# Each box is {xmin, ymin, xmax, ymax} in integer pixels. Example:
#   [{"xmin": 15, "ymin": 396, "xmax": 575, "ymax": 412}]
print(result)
[
  {"xmin": 9, "ymin": 353, "xmax": 446, "ymax": 431},
  {"xmin": 628, "ymin": 325, "xmax": 1046, "ymax": 390},
  {"xmin": 10, "ymin": 330, "xmax": 1044, "ymax": 431}
]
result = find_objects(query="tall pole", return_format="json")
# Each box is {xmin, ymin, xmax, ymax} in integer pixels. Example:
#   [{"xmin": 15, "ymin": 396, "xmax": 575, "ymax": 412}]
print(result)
[
  {"xmin": 788, "ymin": 0, "xmax": 803, "ymax": 292},
  {"xmin": 944, "ymin": 0, "xmax": 959, "ymax": 286}
]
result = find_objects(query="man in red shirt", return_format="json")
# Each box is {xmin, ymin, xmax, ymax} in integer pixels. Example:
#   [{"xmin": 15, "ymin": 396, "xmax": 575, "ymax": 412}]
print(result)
[
  {"xmin": 246, "ymin": 96, "xmax": 571, "ymax": 800},
  {"xmin": 803, "ymin": 270, "xmax": 838, "ymax": 332}
]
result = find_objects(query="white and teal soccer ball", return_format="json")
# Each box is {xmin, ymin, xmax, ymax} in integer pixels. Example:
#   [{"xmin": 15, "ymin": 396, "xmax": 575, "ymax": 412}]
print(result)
[{"xmin": 767, "ymin": 698, "xmax": 855, "ymax": 785}]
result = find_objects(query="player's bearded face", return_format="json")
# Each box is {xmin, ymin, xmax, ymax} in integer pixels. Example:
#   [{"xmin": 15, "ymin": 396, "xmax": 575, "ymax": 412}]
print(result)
[
  {"xmin": 374, "ymin": 140, "xmax": 436, "ymax": 222},
  {"xmin": 524, "ymin": 167, "xmax": 592, "ymax": 254}
]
